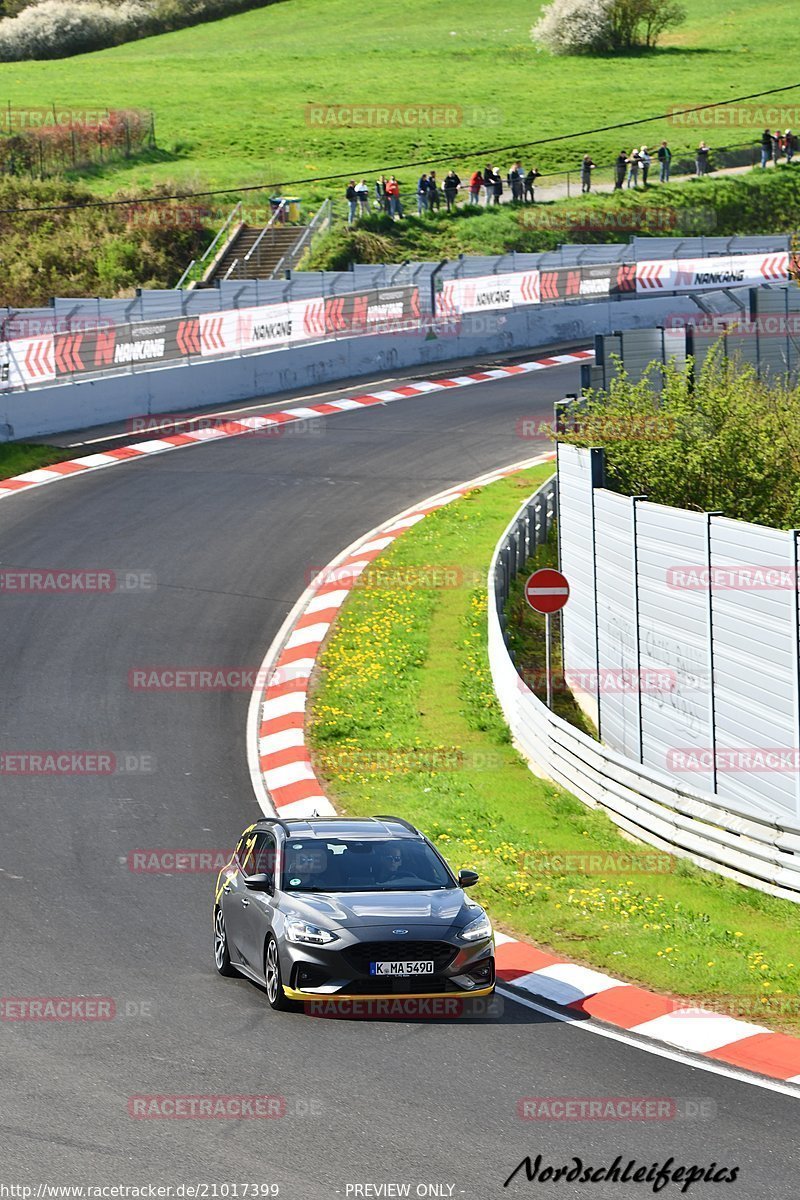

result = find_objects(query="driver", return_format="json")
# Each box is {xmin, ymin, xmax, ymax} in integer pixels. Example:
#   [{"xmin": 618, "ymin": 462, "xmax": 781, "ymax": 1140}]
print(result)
[
  {"xmin": 375, "ymin": 843, "xmax": 419, "ymax": 885},
  {"xmin": 285, "ymin": 845, "xmax": 331, "ymax": 889}
]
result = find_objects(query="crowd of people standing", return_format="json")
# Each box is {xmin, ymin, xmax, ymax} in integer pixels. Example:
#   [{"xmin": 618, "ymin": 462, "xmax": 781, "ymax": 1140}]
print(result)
[{"xmin": 344, "ymin": 131, "xmax": 798, "ymax": 223}]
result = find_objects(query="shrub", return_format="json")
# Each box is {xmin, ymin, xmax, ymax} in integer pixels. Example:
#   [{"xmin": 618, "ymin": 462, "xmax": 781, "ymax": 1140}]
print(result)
[
  {"xmin": 532, "ymin": 0, "xmax": 685, "ymax": 55},
  {"xmin": 0, "ymin": 0, "xmax": 277, "ymax": 60},
  {"xmin": 555, "ymin": 350, "xmax": 800, "ymax": 527}
]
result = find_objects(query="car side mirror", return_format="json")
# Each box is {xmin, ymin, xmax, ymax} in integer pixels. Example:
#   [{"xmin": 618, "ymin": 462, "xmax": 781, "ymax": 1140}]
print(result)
[
  {"xmin": 458, "ymin": 869, "xmax": 480, "ymax": 888},
  {"xmin": 244, "ymin": 872, "xmax": 274, "ymax": 894}
]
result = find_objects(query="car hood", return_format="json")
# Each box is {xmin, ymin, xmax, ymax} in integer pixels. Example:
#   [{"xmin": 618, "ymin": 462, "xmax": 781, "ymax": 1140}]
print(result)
[{"xmin": 283, "ymin": 889, "xmax": 474, "ymax": 929}]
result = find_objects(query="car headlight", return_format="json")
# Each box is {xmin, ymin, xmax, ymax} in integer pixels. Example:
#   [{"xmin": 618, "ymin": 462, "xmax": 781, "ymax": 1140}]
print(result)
[
  {"xmin": 459, "ymin": 912, "xmax": 493, "ymax": 942},
  {"xmin": 284, "ymin": 915, "xmax": 339, "ymax": 945}
]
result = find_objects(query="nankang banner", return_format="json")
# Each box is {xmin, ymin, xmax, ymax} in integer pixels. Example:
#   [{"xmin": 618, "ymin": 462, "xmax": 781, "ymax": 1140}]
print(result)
[{"xmin": 53, "ymin": 318, "xmax": 200, "ymax": 378}]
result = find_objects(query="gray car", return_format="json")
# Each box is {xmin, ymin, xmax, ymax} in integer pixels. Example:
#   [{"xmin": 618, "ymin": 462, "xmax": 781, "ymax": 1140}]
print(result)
[{"xmin": 213, "ymin": 815, "xmax": 495, "ymax": 1009}]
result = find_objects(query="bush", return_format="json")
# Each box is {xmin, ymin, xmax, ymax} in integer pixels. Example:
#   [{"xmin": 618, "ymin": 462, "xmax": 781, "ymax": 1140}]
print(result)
[
  {"xmin": 0, "ymin": 178, "xmax": 213, "ymax": 305},
  {"xmin": 555, "ymin": 350, "xmax": 800, "ymax": 527},
  {"xmin": 532, "ymin": 0, "xmax": 685, "ymax": 55},
  {"xmin": 0, "ymin": 0, "xmax": 277, "ymax": 59}
]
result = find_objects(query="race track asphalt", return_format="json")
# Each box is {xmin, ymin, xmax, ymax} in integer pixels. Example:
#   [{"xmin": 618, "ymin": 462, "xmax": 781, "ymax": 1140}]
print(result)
[{"xmin": 1, "ymin": 357, "xmax": 797, "ymax": 1198}]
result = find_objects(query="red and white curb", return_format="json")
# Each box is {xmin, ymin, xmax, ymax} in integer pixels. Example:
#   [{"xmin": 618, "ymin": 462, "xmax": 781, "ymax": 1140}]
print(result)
[
  {"xmin": 246, "ymin": 454, "xmax": 800, "ymax": 1091},
  {"xmin": 0, "ymin": 350, "xmax": 592, "ymax": 502}
]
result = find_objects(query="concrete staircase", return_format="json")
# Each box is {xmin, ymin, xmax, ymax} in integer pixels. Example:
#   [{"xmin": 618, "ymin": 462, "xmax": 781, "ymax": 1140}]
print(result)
[{"xmin": 202, "ymin": 222, "xmax": 308, "ymax": 285}]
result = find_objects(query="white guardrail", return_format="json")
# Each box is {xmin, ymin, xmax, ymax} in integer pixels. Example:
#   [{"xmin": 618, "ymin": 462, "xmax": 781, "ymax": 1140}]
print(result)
[{"xmin": 488, "ymin": 475, "xmax": 800, "ymax": 903}]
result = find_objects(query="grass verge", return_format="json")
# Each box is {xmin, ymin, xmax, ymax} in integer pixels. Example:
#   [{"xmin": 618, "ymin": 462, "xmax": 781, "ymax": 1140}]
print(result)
[
  {"xmin": 0, "ymin": 442, "xmax": 74, "ymax": 480},
  {"xmin": 307, "ymin": 464, "xmax": 800, "ymax": 1033}
]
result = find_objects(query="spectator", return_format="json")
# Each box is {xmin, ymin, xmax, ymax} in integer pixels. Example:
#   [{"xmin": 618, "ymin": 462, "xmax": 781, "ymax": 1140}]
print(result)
[
  {"xmin": 580, "ymin": 154, "xmax": 595, "ymax": 194},
  {"xmin": 524, "ymin": 166, "xmax": 541, "ymax": 202},
  {"xmin": 345, "ymin": 180, "xmax": 358, "ymax": 224},
  {"xmin": 639, "ymin": 146, "xmax": 651, "ymax": 186},
  {"xmin": 773, "ymin": 130, "xmax": 783, "ymax": 164},
  {"xmin": 385, "ymin": 175, "xmax": 402, "ymax": 218},
  {"xmin": 492, "ymin": 168, "xmax": 504, "ymax": 205},
  {"xmin": 416, "ymin": 173, "xmax": 429, "ymax": 215},
  {"xmin": 786, "ymin": 129, "xmax": 797, "ymax": 164},
  {"xmin": 657, "ymin": 140, "xmax": 672, "ymax": 183},
  {"xmin": 627, "ymin": 148, "xmax": 640, "ymax": 188},
  {"xmin": 468, "ymin": 168, "xmax": 483, "ymax": 205},
  {"xmin": 508, "ymin": 161, "xmax": 524, "ymax": 201},
  {"xmin": 761, "ymin": 128, "xmax": 773, "ymax": 169},
  {"xmin": 483, "ymin": 164, "xmax": 496, "ymax": 205},
  {"xmin": 428, "ymin": 170, "xmax": 441, "ymax": 212},
  {"xmin": 614, "ymin": 150, "xmax": 627, "ymax": 189},
  {"xmin": 443, "ymin": 169, "xmax": 461, "ymax": 211},
  {"xmin": 695, "ymin": 141, "xmax": 710, "ymax": 176},
  {"xmin": 374, "ymin": 176, "xmax": 387, "ymax": 212},
  {"xmin": 355, "ymin": 179, "xmax": 369, "ymax": 215}
]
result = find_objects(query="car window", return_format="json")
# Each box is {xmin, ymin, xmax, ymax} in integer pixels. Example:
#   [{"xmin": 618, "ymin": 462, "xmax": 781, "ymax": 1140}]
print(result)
[
  {"xmin": 238, "ymin": 831, "xmax": 273, "ymax": 877},
  {"xmin": 252, "ymin": 832, "xmax": 276, "ymax": 878},
  {"xmin": 281, "ymin": 838, "xmax": 455, "ymax": 892}
]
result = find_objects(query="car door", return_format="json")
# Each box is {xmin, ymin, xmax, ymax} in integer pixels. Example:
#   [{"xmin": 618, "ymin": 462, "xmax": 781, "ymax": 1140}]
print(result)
[
  {"xmin": 236, "ymin": 831, "xmax": 278, "ymax": 977},
  {"xmin": 220, "ymin": 829, "xmax": 259, "ymax": 966}
]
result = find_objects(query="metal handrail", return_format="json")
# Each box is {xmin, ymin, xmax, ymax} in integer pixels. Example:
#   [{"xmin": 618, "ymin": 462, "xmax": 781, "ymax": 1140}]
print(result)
[
  {"xmin": 176, "ymin": 201, "xmax": 243, "ymax": 289},
  {"xmin": 243, "ymin": 198, "xmax": 289, "ymax": 272},
  {"xmin": 270, "ymin": 198, "xmax": 331, "ymax": 279},
  {"xmin": 222, "ymin": 258, "xmax": 239, "ymax": 281}
]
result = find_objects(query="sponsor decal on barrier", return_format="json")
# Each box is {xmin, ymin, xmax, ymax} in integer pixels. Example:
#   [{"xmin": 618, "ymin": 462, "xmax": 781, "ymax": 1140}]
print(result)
[
  {"xmin": 637, "ymin": 252, "xmax": 789, "ymax": 294},
  {"xmin": 8, "ymin": 251, "xmax": 792, "ymax": 390},
  {"xmin": 52, "ymin": 318, "xmax": 201, "ymax": 377},
  {"xmin": 442, "ymin": 271, "xmax": 539, "ymax": 315}
]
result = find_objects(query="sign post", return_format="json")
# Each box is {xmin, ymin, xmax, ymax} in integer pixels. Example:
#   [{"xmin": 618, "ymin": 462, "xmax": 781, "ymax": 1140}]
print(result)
[{"xmin": 524, "ymin": 568, "xmax": 570, "ymax": 710}]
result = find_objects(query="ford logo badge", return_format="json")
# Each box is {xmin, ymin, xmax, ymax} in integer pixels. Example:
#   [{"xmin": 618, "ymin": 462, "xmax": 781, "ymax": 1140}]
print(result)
[{"xmin": 392, "ymin": 929, "xmax": 409, "ymax": 935}]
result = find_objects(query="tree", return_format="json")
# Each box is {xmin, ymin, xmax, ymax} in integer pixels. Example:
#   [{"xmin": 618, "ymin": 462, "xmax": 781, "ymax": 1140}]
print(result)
[{"xmin": 532, "ymin": 0, "xmax": 685, "ymax": 55}]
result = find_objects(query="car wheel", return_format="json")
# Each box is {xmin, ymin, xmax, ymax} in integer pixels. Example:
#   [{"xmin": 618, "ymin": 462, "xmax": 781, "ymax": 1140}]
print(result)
[
  {"xmin": 214, "ymin": 907, "xmax": 238, "ymax": 977},
  {"xmin": 264, "ymin": 935, "xmax": 294, "ymax": 1011}
]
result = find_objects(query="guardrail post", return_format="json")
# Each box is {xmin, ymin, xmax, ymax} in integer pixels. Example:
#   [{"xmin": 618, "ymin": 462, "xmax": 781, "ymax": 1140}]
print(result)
[
  {"xmin": 793, "ymin": 530, "xmax": 800, "ymax": 821},
  {"xmin": 632, "ymin": 495, "xmax": 647, "ymax": 763},
  {"xmin": 706, "ymin": 511, "xmax": 723, "ymax": 794}
]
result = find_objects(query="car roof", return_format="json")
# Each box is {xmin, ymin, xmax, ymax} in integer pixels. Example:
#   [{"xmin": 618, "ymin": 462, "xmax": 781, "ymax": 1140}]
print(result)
[{"xmin": 254, "ymin": 815, "xmax": 422, "ymax": 840}]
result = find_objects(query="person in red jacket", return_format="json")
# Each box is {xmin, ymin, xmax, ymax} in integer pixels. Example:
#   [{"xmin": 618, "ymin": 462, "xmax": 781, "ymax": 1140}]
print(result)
[
  {"xmin": 385, "ymin": 176, "xmax": 403, "ymax": 218},
  {"xmin": 468, "ymin": 168, "xmax": 483, "ymax": 205}
]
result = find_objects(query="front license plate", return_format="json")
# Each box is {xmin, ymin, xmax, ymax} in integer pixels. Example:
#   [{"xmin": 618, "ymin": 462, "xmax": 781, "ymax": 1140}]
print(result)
[{"xmin": 370, "ymin": 960, "xmax": 435, "ymax": 977}]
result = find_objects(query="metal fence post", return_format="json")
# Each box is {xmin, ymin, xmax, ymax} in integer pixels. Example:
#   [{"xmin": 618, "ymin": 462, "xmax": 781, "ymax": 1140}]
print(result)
[
  {"xmin": 706, "ymin": 512, "xmax": 722, "ymax": 794},
  {"xmin": 632, "ymin": 494, "xmax": 647, "ymax": 764},
  {"xmin": 793, "ymin": 530, "xmax": 800, "ymax": 822}
]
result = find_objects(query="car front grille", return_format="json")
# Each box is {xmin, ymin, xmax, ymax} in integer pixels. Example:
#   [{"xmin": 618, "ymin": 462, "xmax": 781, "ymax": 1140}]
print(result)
[{"xmin": 344, "ymin": 940, "xmax": 457, "ymax": 975}]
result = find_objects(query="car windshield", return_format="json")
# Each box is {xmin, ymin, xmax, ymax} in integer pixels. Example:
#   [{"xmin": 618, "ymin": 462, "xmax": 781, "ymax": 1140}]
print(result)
[{"xmin": 281, "ymin": 838, "xmax": 455, "ymax": 893}]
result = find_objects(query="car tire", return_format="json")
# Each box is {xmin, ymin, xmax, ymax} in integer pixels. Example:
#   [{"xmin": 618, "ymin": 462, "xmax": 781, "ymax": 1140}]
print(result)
[
  {"xmin": 214, "ymin": 907, "xmax": 238, "ymax": 977},
  {"xmin": 264, "ymin": 935, "xmax": 295, "ymax": 1011}
]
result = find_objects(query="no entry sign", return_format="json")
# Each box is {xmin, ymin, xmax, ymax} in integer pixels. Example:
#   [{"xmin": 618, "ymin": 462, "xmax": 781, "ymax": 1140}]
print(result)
[{"xmin": 524, "ymin": 568, "xmax": 570, "ymax": 614}]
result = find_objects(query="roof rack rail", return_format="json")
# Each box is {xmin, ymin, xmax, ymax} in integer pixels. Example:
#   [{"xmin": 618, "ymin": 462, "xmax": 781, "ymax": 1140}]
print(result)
[{"xmin": 372, "ymin": 815, "xmax": 420, "ymax": 833}]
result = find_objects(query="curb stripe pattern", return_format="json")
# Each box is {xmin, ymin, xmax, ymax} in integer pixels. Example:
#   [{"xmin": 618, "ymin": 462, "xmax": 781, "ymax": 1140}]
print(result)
[
  {"xmin": 0, "ymin": 350, "xmax": 593, "ymax": 502},
  {"xmin": 251, "ymin": 455, "xmax": 800, "ymax": 1088}
]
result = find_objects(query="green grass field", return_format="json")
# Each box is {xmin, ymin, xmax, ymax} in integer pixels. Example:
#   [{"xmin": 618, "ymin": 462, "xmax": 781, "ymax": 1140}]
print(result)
[
  {"xmin": 0, "ymin": 442, "xmax": 73, "ymax": 479},
  {"xmin": 4, "ymin": 0, "xmax": 800, "ymax": 205},
  {"xmin": 307, "ymin": 466, "xmax": 800, "ymax": 1032}
]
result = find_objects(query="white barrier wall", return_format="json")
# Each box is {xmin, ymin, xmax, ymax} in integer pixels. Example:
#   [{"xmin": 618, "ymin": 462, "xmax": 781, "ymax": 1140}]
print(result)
[
  {"xmin": 490, "ymin": 476, "xmax": 800, "ymax": 903},
  {"xmin": 557, "ymin": 444, "xmax": 800, "ymax": 823}
]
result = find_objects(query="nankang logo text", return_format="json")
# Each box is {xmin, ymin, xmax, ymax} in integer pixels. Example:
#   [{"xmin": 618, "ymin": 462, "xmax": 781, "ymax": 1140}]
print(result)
[{"xmin": 114, "ymin": 339, "xmax": 166, "ymax": 363}]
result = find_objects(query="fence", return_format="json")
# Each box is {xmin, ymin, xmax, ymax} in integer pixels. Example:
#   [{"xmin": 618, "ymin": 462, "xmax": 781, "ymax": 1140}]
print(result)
[
  {"xmin": 0, "ymin": 108, "xmax": 155, "ymax": 178},
  {"xmin": 582, "ymin": 285, "xmax": 800, "ymax": 391},
  {"xmin": 489, "ymin": 475, "xmax": 800, "ymax": 904},
  {"xmin": 0, "ymin": 234, "xmax": 792, "ymax": 392}
]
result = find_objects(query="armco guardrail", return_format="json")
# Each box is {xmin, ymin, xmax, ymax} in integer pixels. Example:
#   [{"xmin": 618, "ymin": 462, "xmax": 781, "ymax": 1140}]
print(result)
[
  {"xmin": 488, "ymin": 476, "xmax": 800, "ymax": 904},
  {"xmin": 1, "ymin": 234, "xmax": 793, "ymax": 393}
]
